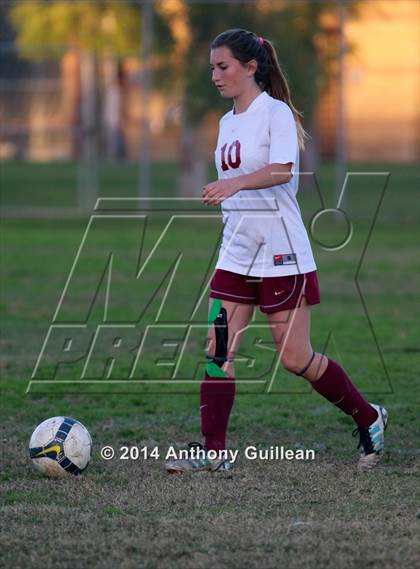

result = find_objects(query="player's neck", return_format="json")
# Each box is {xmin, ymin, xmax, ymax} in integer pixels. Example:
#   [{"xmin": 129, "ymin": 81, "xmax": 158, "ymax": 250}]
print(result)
[{"xmin": 233, "ymin": 87, "xmax": 263, "ymax": 115}]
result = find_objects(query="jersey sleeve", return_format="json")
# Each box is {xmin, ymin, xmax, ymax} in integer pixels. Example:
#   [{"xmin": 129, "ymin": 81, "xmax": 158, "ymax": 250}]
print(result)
[{"xmin": 268, "ymin": 103, "xmax": 298, "ymax": 170}]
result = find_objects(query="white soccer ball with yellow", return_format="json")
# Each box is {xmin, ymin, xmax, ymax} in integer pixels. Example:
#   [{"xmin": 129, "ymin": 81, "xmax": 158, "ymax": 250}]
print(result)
[{"xmin": 29, "ymin": 416, "xmax": 92, "ymax": 478}]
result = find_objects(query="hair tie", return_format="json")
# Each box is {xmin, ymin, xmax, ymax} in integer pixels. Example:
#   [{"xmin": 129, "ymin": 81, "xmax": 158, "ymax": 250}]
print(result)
[{"xmin": 258, "ymin": 36, "xmax": 264, "ymax": 45}]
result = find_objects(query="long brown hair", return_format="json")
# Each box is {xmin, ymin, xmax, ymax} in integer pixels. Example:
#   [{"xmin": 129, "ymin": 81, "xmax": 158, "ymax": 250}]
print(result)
[{"xmin": 211, "ymin": 29, "xmax": 309, "ymax": 151}]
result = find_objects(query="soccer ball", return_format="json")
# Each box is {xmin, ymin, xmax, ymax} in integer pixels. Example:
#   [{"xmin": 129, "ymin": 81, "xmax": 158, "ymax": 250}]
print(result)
[{"xmin": 29, "ymin": 416, "xmax": 92, "ymax": 478}]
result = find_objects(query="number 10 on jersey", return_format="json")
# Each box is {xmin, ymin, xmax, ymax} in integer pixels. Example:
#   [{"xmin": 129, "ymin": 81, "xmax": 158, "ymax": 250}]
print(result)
[{"xmin": 221, "ymin": 140, "xmax": 241, "ymax": 171}]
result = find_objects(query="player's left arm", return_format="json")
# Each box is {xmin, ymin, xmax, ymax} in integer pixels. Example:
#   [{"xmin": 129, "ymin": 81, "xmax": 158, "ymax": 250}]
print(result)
[
  {"xmin": 202, "ymin": 163, "xmax": 292, "ymax": 206},
  {"xmin": 236, "ymin": 162, "xmax": 294, "ymax": 188}
]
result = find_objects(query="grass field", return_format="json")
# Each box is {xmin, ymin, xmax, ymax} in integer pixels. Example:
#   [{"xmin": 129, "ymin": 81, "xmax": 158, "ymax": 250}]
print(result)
[{"xmin": 1, "ymin": 161, "xmax": 419, "ymax": 568}]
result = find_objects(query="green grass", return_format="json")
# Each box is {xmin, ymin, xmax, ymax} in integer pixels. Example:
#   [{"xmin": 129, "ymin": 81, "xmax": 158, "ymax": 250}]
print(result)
[
  {"xmin": 1, "ymin": 160, "xmax": 419, "ymax": 568},
  {"xmin": 0, "ymin": 161, "xmax": 180, "ymax": 207}
]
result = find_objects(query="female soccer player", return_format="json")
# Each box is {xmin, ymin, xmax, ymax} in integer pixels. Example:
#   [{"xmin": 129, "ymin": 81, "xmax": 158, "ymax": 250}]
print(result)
[{"xmin": 166, "ymin": 29, "xmax": 388, "ymax": 473}]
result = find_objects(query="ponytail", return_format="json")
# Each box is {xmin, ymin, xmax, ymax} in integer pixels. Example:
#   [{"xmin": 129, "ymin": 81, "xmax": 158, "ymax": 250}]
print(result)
[{"xmin": 261, "ymin": 38, "xmax": 309, "ymax": 151}]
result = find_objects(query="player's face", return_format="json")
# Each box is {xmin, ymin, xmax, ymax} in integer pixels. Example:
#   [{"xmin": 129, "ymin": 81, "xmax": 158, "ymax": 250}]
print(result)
[{"xmin": 210, "ymin": 46, "xmax": 255, "ymax": 98}]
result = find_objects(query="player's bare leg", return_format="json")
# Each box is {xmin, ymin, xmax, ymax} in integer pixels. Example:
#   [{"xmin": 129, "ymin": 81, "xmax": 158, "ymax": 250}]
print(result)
[
  {"xmin": 267, "ymin": 297, "xmax": 388, "ymax": 470},
  {"xmin": 165, "ymin": 299, "xmax": 254, "ymax": 474}
]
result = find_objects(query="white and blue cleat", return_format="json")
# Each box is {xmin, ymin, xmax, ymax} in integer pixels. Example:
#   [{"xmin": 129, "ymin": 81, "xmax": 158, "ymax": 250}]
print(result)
[{"xmin": 352, "ymin": 403, "xmax": 389, "ymax": 470}]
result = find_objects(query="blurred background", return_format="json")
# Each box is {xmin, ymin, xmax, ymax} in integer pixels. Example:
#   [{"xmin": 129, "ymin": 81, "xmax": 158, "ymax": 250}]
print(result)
[{"xmin": 1, "ymin": 0, "xmax": 418, "ymax": 215}]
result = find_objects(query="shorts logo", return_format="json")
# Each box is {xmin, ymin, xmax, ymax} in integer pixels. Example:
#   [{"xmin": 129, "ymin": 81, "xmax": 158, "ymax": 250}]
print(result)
[{"xmin": 273, "ymin": 253, "xmax": 297, "ymax": 266}]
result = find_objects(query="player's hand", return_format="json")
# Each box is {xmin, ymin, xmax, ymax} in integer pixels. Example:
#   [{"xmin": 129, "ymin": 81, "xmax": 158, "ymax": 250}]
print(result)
[{"xmin": 202, "ymin": 178, "xmax": 240, "ymax": 206}]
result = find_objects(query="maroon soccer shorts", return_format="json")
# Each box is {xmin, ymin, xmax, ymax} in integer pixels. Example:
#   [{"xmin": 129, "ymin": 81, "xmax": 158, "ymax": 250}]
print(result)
[{"xmin": 209, "ymin": 269, "xmax": 320, "ymax": 314}]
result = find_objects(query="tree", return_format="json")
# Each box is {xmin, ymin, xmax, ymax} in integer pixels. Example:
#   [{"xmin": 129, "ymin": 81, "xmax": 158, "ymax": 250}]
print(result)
[
  {"xmin": 9, "ymin": 1, "xmax": 175, "ymax": 208},
  {"xmin": 9, "ymin": 1, "xmax": 142, "ymax": 161}
]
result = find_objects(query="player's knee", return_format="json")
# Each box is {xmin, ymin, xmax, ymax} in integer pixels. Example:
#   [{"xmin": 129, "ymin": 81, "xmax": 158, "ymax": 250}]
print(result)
[
  {"xmin": 281, "ymin": 357, "xmax": 302, "ymax": 374},
  {"xmin": 281, "ymin": 350, "xmax": 305, "ymax": 374}
]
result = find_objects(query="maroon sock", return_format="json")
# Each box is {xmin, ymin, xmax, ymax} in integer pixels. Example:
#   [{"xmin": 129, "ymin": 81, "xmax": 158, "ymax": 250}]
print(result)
[
  {"xmin": 200, "ymin": 372, "xmax": 235, "ymax": 451},
  {"xmin": 312, "ymin": 358, "xmax": 378, "ymax": 428}
]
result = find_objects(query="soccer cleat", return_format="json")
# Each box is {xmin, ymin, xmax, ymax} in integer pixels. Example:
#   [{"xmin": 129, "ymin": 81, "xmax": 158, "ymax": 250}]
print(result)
[
  {"xmin": 352, "ymin": 403, "xmax": 389, "ymax": 470},
  {"xmin": 165, "ymin": 442, "xmax": 231, "ymax": 474}
]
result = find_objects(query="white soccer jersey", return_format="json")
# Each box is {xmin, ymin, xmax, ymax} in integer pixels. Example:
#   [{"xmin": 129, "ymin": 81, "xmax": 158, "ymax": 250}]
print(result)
[{"xmin": 214, "ymin": 90, "xmax": 316, "ymax": 277}]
